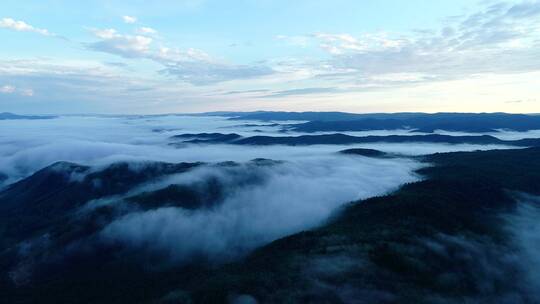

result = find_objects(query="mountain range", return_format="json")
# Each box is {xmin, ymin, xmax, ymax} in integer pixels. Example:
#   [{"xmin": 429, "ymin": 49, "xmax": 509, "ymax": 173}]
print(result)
[{"xmin": 1, "ymin": 147, "xmax": 540, "ymax": 303}]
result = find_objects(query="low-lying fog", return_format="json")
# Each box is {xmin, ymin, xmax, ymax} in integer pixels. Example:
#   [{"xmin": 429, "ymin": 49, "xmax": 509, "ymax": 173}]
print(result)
[
  {"xmin": 98, "ymin": 155, "xmax": 420, "ymax": 263},
  {"xmin": 3, "ymin": 115, "xmax": 540, "ymax": 280},
  {"xmin": 0, "ymin": 115, "xmax": 531, "ymax": 187}
]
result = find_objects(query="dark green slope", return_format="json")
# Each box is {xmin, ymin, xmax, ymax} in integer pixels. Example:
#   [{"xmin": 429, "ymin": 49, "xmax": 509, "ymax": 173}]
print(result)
[
  {"xmin": 0, "ymin": 161, "xmax": 201, "ymax": 248},
  {"xmin": 2, "ymin": 148, "xmax": 540, "ymax": 303},
  {"xmin": 185, "ymin": 147, "xmax": 540, "ymax": 304},
  {"xmin": 339, "ymin": 148, "xmax": 387, "ymax": 157},
  {"xmin": 0, "ymin": 159, "xmax": 281, "ymax": 304}
]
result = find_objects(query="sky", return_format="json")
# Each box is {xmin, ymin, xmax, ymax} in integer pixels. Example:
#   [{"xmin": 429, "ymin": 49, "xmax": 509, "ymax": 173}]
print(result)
[{"xmin": 0, "ymin": 0, "xmax": 539, "ymax": 114}]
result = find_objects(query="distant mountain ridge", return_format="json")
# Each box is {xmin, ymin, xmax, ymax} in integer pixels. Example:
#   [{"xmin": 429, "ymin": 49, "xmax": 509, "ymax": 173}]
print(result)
[
  {"xmin": 206, "ymin": 111, "xmax": 540, "ymax": 133},
  {"xmin": 5, "ymin": 111, "xmax": 540, "ymax": 134},
  {"xmin": 0, "ymin": 112, "xmax": 56, "ymax": 120},
  {"xmin": 170, "ymin": 132, "xmax": 540, "ymax": 147},
  {"xmin": 290, "ymin": 113, "xmax": 540, "ymax": 133},
  {"xmin": 223, "ymin": 111, "xmax": 425, "ymax": 122}
]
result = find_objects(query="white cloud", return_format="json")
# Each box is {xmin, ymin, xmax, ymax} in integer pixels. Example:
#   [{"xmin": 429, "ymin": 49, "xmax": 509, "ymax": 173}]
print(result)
[
  {"xmin": 314, "ymin": 32, "xmax": 406, "ymax": 54},
  {"xmin": 89, "ymin": 28, "xmax": 153, "ymax": 58},
  {"xmin": 155, "ymin": 47, "xmax": 220, "ymax": 65},
  {"xmin": 0, "ymin": 58, "xmax": 216, "ymax": 112},
  {"xmin": 0, "ymin": 18, "xmax": 51, "ymax": 36},
  {"xmin": 369, "ymin": 73, "xmax": 431, "ymax": 82},
  {"xmin": 3, "ymin": 1, "xmax": 539, "ymax": 110},
  {"xmin": 137, "ymin": 27, "xmax": 157, "ymax": 35},
  {"xmin": 87, "ymin": 28, "xmax": 274, "ymax": 85},
  {"xmin": 122, "ymin": 15, "xmax": 137, "ymax": 24},
  {"xmin": 0, "ymin": 84, "xmax": 33, "ymax": 96},
  {"xmin": 273, "ymin": 1, "xmax": 540, "ymax": 93},
  {"xmin": 93, "ymin": 28, "xmax": 118, "ymax": 39},
  {"xmin": 276, "ymin": 35, "xmax": 311, "ymax": 48},
  {"xmin": 20, "ymin": 88, "xmax": 34, "ymax": 96},
  {"xmin": 0, "ymin": 85, "xmax": 16, "ymax": 94}
]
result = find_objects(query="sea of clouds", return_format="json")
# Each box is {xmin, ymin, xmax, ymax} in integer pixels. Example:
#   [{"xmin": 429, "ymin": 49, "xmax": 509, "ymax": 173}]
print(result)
[
  {"xmin": 0, "ymin": 114, "xmax": 525, "ymax": 187},
  {"xmin": 2, "ymin": 114, "xmax": 540, "ymax": 280}
]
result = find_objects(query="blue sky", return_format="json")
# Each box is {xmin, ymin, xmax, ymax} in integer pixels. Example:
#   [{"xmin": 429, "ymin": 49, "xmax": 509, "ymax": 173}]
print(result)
[{"xmin": 1, "ymin": 0, "xmax": 539, "ymax": 114}]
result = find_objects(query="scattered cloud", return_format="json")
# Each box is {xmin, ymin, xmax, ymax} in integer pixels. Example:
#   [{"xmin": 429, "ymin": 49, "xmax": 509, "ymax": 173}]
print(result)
[
  {"xmin": 0, "ymin": 18, "xmax": 51, "ymax": 36},
  {"xmin": 276, "ymin": 35, "xmax": 311, "ymax": 48},
  {"xmin": 87, "ymin": 28, "xmax": 275, "ymax": 85},
  {"xmin": 2, "ymin": 1, "xmax": 540, "ymax": 111},
  {"xmin": 122, "ymin": 15, "xmax": 137, "ymax": 24},
  {"xmin": 222, "ymin": 89, "xmax": 270, "ymax": 95},
  {"xmin": 20, "ymin": 88, "xmax": 34, "ymax": 96},
  {"xmin": 88, "ymin": 28, "xmax": 153, "ymax": 58},
  {"xmin": 159, "ymin": 61, "xmax": 274, "ymax": 86},
  {"xmin": 313, "ymin": 32, "xmax": 403, "ymax": 55},
  {"xmin": 103, "ymin": 61, "xmax": 129, "ymax": 68},
  {"xmin": 0, "ymin": 85, "xmax": 16, "ymax": 94},
  {"xmin": 0, "ymin": 58, "xmax": 156, "ymax": 111},
  {"xmin": 136, "ymin": 27, "xmax": 157, "ymax": 35},
  {"xmin": 314, "ymin": 32, "xmax": 407, "ymax": 54},
  {"xmin": 0, "ymin": 84, "xmax": 33, "ymax": 96},
  {"xmin": 506, "ymin": 98, "xmax": 537, "ymax": 104},
  {"xmin": 262, "ymin": 87, "xmax": 341, "ymax": 98},
  {"xmin": 0, "ymin": 58, "xmax": 237, "ymax": 113},
  {"xmin": 273, "ymin": 1, "xmax": 540, "ymax": 92}
]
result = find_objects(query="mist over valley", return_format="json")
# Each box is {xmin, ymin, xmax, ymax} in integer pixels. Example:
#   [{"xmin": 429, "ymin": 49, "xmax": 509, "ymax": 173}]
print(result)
[{"xmin": 1, "ymin": 112, "xmax": 540, "ymax": 303}]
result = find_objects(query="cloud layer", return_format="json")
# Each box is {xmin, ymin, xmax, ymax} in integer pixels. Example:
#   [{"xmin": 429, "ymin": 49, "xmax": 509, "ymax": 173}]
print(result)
[
  {"xmin": 0, "ymin": 18, "xmax": 51, "ymax": 36},
  {"xmin": 0, "ymin": 115, "xmax": 524, "ymax": 187}
]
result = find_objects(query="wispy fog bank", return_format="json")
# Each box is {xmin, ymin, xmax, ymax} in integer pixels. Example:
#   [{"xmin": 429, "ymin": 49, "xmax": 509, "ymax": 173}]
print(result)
[
  {"xmin": 507, "ymin": 195, "xmax": 540, "ymax": 300},
  {"xmin": 100, "ymin": 155, "xmax": 421, "ymax": 263}
]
